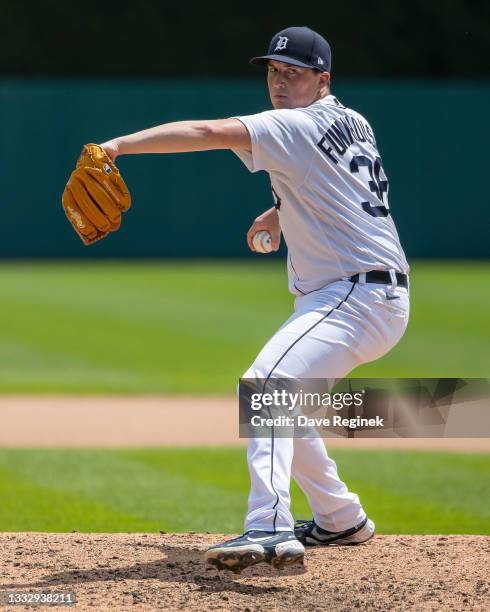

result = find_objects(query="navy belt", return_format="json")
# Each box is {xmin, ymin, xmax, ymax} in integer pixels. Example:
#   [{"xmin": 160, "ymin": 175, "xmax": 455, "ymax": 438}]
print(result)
[{"xmin": 349, "ymin": 270, "xmax": 408, "ymax": 288}]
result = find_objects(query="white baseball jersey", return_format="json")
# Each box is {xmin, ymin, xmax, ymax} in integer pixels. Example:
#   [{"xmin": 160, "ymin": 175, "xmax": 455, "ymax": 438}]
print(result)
[{"xmin": 233, "ymin": 94, "xmax": 409, "ymax": 296}]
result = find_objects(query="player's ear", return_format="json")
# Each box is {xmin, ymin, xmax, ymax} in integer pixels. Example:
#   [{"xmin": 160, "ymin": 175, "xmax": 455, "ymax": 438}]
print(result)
[{"xmin": 319, "ymin": 71, "xmax": 330, "ymax": 89}]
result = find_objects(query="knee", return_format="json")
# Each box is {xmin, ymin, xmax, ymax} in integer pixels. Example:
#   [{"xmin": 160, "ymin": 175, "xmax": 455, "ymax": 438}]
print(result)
[
  {"xmin": 237, "ymin": 361, "xmax": 270, "ymax": 399},
  {"xmin": 242, "ymin": 363, "xmax": 269, "ymax": 381}
]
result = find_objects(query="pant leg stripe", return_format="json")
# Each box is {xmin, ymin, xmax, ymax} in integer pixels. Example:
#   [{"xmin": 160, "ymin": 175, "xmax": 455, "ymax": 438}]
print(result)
[{"xmin": 261, "ymin": 281, "xmax": 358, "ymax": 533}]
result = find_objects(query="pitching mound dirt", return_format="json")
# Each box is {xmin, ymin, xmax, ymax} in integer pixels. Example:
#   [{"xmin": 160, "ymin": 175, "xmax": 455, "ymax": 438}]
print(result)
[{"xmin": 0, "ymin": 533, "xmax": 488, "ymax": 611}]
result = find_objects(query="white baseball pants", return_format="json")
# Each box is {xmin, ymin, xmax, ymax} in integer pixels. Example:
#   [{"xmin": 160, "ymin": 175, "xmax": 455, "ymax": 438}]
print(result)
[{"xmin": 242, "ymin": 277, "xmax": 410, "ymax": 533}]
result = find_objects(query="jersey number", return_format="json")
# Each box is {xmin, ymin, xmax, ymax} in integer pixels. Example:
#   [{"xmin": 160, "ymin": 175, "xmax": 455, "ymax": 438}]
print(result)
[{"xmin": 350, "ymin": 155, "xmax": 390, "ymax": 218}]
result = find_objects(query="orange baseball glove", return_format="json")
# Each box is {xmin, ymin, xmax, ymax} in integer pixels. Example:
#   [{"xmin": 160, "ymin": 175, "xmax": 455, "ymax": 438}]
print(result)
[{"xmin": 62, "ymin": 144, "xmax": 131, "ymax": 245}]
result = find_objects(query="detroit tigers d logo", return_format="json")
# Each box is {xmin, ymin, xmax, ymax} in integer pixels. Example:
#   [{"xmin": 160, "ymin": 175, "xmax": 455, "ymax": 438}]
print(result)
[{"xmin": 274, "ymin": 37, "xmax": 288, "ymax": 51}]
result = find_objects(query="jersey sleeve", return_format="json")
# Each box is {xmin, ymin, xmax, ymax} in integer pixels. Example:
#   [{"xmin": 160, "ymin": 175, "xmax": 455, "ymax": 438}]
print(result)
[{"xmin": 231, "ymin": 109, "xmax": 317, "ymax": 179}]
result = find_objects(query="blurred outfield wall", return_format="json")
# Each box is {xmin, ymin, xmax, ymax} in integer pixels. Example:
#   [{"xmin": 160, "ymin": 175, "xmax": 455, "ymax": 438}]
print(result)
[{"xmin": 1, "ymin": 78, "xmax": 489, "ymax": 259}]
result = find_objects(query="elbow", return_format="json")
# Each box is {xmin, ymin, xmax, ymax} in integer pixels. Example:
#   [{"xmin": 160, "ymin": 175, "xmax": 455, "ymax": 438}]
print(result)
[
  {"xmin": 185, "ymin": 121, "xmax": 226, "ymax": 149},
  {"xmin": 195, "ymin": 121, "xmax": 216, "ymax": 139},
  {"xmin": 193, "ymin": 121, "xmax": 223, "ymax": 146},
  {"xmin": 192, "ymin": 119, "xmax": 248, "ymax": 150},
  {"xmin": 197, "ymin": 120, "xmax": 232, "ymax": 149}
]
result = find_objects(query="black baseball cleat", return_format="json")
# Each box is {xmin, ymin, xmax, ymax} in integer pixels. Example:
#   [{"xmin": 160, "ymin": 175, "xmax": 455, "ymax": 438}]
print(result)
[
  {"xmin": 204, "ymin": 530, "xmax": 305, "ymax": 573},
  {"xmin": 295, "ymin": 516, "xmax": 375, "ymax": 546}
]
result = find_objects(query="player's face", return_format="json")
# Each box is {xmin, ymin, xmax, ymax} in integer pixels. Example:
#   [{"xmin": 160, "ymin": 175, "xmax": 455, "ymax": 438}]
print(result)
[{"xmin": 267, "ymin": 60, "xmax": 329, "ymax": 109}]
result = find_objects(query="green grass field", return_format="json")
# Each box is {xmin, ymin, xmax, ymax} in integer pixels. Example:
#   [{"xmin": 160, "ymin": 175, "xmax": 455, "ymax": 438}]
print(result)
[
  {"xmin": 1, "ymin": 262, "xmax": 487, "ymax": 538},
  {"xmin": 0, "ymin": 260, "xmax": 488, "ymax": 393},
  {"xmin": 0, "ymin": 448, "xmax": 488, "ymax": 534}
]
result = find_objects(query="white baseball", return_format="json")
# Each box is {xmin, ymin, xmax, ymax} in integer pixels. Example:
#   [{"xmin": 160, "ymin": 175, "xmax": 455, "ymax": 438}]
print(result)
[{"xmin": 252, "ymin": 230, "xmax": 273, "ymax": 254}]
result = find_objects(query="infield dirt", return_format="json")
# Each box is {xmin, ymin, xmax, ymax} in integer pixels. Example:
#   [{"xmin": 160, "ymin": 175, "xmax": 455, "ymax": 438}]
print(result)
[
  {"xmin": 0, "ymin": 533, "xmax": 488, "ymax": 611},
  {"xmin": 1, "ymin": 395, "xmax": 489, "ymax": 451}
]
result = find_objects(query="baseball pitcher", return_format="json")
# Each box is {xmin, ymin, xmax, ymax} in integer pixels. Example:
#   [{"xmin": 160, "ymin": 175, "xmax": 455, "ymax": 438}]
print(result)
[{"xmin": 63, "ymin": 26, "xmax": 410, "ymax": 573}]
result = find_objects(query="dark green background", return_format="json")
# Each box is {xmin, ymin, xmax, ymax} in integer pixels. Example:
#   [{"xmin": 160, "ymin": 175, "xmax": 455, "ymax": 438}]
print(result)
[{"xmin": 1, "ymin": 78, "xmax": 489, "ymax": 258}]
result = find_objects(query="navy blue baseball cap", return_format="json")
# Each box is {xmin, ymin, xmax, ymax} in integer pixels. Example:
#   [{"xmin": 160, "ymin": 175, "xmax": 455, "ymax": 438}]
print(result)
[{"xmin": 250, "ymin": 26, "xmax": 331, "ymax": 72}]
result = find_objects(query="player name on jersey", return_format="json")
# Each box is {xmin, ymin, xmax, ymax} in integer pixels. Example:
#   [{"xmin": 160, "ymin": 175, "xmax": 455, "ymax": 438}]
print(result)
[{"xmin": 318, "ymin": 115, "xmax": 377, "ymax": 164}]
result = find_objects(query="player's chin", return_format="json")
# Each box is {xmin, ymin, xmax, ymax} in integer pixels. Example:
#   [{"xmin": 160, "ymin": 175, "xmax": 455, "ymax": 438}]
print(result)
[{"xmin": 271, "ymin": 96, "xmax": 293, "ymax": 109}]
